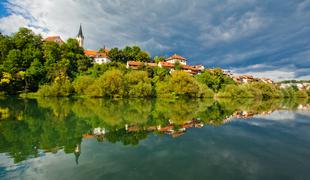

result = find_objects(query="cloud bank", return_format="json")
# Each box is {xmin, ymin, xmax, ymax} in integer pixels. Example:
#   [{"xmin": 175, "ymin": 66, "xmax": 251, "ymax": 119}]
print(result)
[{"xmin": 0, "ymin": 0, "xmax": 309, "ymax": 80}]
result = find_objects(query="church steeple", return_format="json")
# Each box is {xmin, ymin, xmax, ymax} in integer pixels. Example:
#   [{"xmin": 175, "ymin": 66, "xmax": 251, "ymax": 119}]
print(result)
[{"xmin": 76, "ymin": 24, "xmax": 84, "ymax": 47}]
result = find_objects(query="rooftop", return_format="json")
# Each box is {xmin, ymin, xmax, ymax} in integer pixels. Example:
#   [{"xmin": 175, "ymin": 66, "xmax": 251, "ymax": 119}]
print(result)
[{"xmin": 166, "ymin": 54, "xmax": 187, "ymax": 61}]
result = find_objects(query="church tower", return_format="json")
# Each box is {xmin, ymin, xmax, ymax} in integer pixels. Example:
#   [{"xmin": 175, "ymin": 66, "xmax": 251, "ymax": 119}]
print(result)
[{"xmin": 76, "ymin": 24, "xmax": 84, "ymax": 47}]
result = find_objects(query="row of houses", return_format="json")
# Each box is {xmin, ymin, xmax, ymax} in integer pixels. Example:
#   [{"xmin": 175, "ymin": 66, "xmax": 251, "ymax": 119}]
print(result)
[
  {"xmin": 232, "ymin": 74, "xmax": 274, "ymax": 84},
  {"xmin": 126, "ymin": 54, "xmax": 205, "ymax": 75}
]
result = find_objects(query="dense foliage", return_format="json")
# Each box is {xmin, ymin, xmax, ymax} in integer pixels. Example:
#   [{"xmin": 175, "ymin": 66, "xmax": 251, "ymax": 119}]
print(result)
[{"xmin": 0, "ymin": 28, "xmax": 91, "ymax": 94}]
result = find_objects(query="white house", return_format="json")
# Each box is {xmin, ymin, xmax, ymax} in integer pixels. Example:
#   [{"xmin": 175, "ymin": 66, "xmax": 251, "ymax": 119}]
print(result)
[
  {"xmin": 84, "ymin": 49, "xmax": 111, "ymax": 64},
  {"xmin": 166, "ymin": 54, "xmax": 187, "ymax": 65}
]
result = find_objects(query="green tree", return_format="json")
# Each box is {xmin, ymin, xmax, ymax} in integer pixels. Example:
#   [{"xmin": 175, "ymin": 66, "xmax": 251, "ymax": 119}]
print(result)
[
  {"xmin": 156, "ymin": 71, "xmax": 200, "ymax": 98},
  {"xmin": 85, "ymin": 69, "xmax": 125, "ymax": 97},
  {"xmin": 153, "ymin": 56, "xmax": 166, "ymax": 63},
  {"xmin": 196, "ymin": 68, "xmax": 235, "ymax": 92},
  {"xmin": 124, "ymin": 71, "xmax": 152, "ymax": 97}
]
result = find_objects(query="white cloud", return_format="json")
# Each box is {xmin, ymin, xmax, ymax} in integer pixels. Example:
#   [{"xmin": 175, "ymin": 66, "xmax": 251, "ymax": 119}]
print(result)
[
  {"xmin": 0, "ymin": 14, "xmax": 30, "ymax": 34},
  {"xmin": 230, "ymin": 64, "xmax": 310, "ymax": 81}
]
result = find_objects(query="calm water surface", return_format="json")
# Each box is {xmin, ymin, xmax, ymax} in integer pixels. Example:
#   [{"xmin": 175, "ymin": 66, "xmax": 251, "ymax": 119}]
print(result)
[{"xmin": 0, "ymin": 97, "xmax": 309, "ymax": 180}]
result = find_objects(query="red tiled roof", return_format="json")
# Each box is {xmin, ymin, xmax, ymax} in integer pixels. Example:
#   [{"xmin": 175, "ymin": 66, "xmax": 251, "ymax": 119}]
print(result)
[
  {"xmin": 84, "ymin": 50, "xmax": 108, "ymax": 58},
  {"xmin": 127, "ymin": 61, "xmax": 158, "ymax": 67},
  {"xmin": 127, "ymin": 61, "xmax": 144, "ymax": 66},
  {"xmin": 181, "ymin": 65, "xmax": 199, "ymax": 71},
  {"xmin": 166, "ymin": 54, "xmax": 187, "ymax": 61},
  {"xmin": 44, "ymin": 36, "xmax": 64, "ymax": 44},
  {"xmin": 159, "ymin": 62, "xmax": 175, "ymax": 68}
]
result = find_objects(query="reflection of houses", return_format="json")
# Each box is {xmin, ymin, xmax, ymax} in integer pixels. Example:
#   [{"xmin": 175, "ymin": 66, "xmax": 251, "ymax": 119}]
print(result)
[
  {"xmin": 233, "ymin": 111, "xmax": 255, "ymax": 119},
  {"xmin": 127, "ymin": 54, "xmax": 205, "ymax": 75},
  {"xmin": 280, "ymin": 83, "xmax": 310, "ymax": 91},
  {"xmin": 125, "ymin": 118, "xmax": 204, "ymax": 138},
  {"xmin": 298, "ymin": 104, "xmax": 310, "ymax": 110}
]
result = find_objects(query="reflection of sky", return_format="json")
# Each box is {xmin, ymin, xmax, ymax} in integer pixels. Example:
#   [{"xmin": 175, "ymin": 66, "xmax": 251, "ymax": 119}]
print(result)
[{"xmin": 1, "ymin": 110, "xmax": 310, "ymax": 179}]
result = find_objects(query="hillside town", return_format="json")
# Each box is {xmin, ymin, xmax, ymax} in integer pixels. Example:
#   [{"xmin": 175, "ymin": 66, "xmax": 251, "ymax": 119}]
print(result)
[{"xmin": 42, "ymin": 25, "xmax": 310, "ymax": 92}]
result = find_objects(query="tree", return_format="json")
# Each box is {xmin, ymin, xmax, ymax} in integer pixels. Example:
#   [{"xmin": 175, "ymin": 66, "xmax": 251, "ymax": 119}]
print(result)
[
  {"xmin": 153, "ymin": 56, "xmax": 166, "ymax": 63},
  {"xmin": 11, "ymin": 27, "xmax": 42, "ymax": 50},
  {"xmin": 85, "ymin": 69, "xmax": 125, "ymax": 97},
  {"xmin": 0, "ymin": 34, "xmax": 13, "ymax": 64},
  {"xmin": 124, "ymin": 71, "xmax": 152, "ymax": 97},
  {"xmin": 196, "ymin": 68, "xmax": 235, "ymax": 92},
  {"xmin": 136, "ymin": 51, "xmax": 150, "ymax": 62},
  {"xmin": 3, "ymin": 49, "xmax": 22, "ymax": 73},
  {"xmin": 108, "ymin": 46, "xmax": 151, "ymax": 63},
  {"xmin": 156, "ymin": 71, "xmax": 200, "ymax": 98},
  {"xmin": 25, "ymin": 59, "xmax": 44, "ymax": 91}
]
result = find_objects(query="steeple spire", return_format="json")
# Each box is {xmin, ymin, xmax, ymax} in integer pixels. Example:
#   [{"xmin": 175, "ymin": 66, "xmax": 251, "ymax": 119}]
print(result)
[
  {"xmin": 76, "ymin": 24, "xmax": 84, "ymax": 47},
  {"xmin": 77, "ymin": 24, "xmax": 84, "ymax": 38}
]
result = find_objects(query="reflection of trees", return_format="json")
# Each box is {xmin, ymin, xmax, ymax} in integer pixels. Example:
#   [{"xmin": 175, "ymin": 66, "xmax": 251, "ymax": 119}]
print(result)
[
  {"xmin": 0, "ymin": 97, "xmax": 308, "ymax": 163},
  {"xmin": 71, "ymin": 98, "xmax": 152, "ymax": 129},
  {"xmin": 105, "ymin": 129, "xmax": 148, "ymax": 146}
]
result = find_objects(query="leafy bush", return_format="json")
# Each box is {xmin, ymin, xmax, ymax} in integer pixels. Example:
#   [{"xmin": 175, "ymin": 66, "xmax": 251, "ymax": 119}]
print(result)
[
  {"xmin": 85, "ymin": 69, "xmax": 125, "ymax": 98},
  {"xmin": 37, "ymin": 76, "xmax": 73, "ymax": 97},
  {"xmin": 156, "ymin": 71, "xmax": 200, "ymax": 98},
  {"xmin": 73, "ymin": 75, "xmax": 95, "ymax": 95},
  {"xmin": 124, "ymin": 71, "xmax": 152, "ymax": 97}
]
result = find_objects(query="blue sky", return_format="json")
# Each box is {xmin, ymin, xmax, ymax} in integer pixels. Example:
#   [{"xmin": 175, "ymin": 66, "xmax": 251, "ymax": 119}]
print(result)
[{"xmin": 0, "ymin": 0, "xmax": 309, "ymax": 80}]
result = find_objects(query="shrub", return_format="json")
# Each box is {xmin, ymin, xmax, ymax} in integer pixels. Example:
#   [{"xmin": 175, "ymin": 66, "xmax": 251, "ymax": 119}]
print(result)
[
  {"xmin": 37, "ymin": 76, "xmax": 73, "ymax": 97},
  {"xmin": 85, "ymin": 69, "xmax": 125, "ymax": 98},
  {"xmin": 73, "ymin": 75, "xmax": 95, "ymax": 95},
  {"xmin": 156, "ymin": 71, "xmax": 200, "ymax": 98},
  {"xmin": 124, "ymin": 71, "xmax": 152, "ymax": 97}
]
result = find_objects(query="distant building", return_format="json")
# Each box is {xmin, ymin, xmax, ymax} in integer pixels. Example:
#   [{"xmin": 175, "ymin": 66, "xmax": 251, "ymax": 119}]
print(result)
[
  {"xmin": 233, "ymin": 75, "xmax": 255, "ymax": 84},
  {"xmin": 76, "ymin": 24, "xmax": 84, "ymax": 47},
  {"xmin": 84, "ymin": 49, "xmax": 111, "ymax": 64},
  {"xmin": 166, "ymin": 54, "xmax": 187, "ymax": 65},
  {"xmin": 43, "ymin": 36, "xmax": 64, "ymax": 44}
]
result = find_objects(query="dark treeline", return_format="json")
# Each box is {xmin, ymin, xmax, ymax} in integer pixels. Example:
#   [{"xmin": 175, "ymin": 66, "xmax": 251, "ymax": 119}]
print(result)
[{"xmin": 0, "ymin": 28, "xmax": 309, "ymax": 99}]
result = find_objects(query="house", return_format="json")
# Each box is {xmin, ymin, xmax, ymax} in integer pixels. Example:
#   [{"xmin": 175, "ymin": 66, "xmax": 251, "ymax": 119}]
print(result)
[
  {"xmin": 233, "ymin": 75, "xmax": 255, "ymax": 84},
  {"xmin": 126, "ymin": 61, "xmax": 157, "ymax": 69},
  {"xmin": 43, "ymin": 36, "xmax": 64, "ymax": 44},
  {"xmin": 166, "ymin": 54, "xmax": 187, "ymax": 65},
  {"xmin": 84, "ymin": 50, "xmax": 111, "ymax": 64}
]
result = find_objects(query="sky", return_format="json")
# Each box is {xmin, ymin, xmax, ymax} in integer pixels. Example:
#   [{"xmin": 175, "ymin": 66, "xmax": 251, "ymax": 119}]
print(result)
[{"xmin": 0, "ymin": 0, "xmax": 309, "ymax": 81}]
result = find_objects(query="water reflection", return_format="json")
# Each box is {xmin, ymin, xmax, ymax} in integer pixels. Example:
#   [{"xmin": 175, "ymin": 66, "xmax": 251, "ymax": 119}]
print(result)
[{"xmin": 0, "ymin": 97, "xmax": 309, "ymax": 164}]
